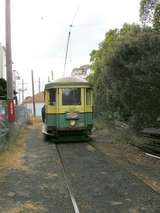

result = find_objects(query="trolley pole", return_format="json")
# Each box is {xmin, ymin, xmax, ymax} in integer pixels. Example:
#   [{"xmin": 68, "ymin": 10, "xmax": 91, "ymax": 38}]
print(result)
[
  {"xmin": 63, "ymin": 30, "xmax": 71, "ymax": 77},
  {"xmin": 31, "ymin": 70, "xmax": 36, "ymax": 117},
  {"xmin": 5, "ymin": 0, "xmax": 15, "ymax": 125}
]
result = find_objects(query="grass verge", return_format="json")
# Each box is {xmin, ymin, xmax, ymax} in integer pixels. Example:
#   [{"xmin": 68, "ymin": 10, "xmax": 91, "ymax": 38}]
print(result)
[
  {"xmin": 93, "ymin": 117, "xmax": 145, "ymax": 146},
  {"xmin": 0, "ymin": 127, "xmax": 27, "ymax": 171},
  {"xmin": 0, "ymin": 126, "xmax": 25, "ymax": 155}
]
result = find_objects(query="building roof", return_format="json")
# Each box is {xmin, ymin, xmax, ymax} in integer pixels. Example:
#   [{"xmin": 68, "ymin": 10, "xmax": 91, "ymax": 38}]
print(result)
[{"xmin": 22, "ymin": 92, "xmax": 44, "ymax": 104}]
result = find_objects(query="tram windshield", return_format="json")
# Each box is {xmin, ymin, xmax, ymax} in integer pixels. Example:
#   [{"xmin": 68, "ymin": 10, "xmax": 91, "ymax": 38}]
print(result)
[{"xmin": 62, "ymin": 88, "xmax": 81, "ymax": 105}]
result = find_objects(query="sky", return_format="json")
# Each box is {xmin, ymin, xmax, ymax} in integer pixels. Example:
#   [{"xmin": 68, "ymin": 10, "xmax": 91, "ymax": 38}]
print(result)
[{"xmin": 0, "ymin": 0, "xmax": 140, "ymax": 97}]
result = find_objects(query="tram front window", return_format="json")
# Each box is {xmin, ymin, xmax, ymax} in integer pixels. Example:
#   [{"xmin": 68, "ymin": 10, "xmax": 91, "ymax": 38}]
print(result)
[
  {"xmin": 49, "ymin": 89, "xmax": 56, "ymax": 105},
  {"xmin": 62, "ymin": 88, "xmax": 81, "ymax": 105}
]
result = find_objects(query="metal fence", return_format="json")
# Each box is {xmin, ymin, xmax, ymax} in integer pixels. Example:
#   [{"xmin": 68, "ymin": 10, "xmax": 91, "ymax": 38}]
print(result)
[
  {"xmin": 0, "ymin": 101, "xmax": 31, "ymax": 144},
  {"xmin": 0, "ymin": 101, "xmax": 8, "ymax": 146},
  {"xmin": 15, "ymin": 105, "xmax": 31, "ymax": 125}
]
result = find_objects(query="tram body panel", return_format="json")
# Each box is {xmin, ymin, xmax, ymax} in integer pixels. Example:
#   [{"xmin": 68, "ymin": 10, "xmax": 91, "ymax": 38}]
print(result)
[{"xmin": 42, "ymin": 77, "xmax": 93, "ymax": 136}]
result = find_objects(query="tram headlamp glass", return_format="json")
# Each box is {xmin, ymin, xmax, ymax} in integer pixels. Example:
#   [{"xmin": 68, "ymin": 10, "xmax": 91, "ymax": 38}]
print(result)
[{"xmin": 70, "ymin": 120, "xmax": 76, "ymax": 126}]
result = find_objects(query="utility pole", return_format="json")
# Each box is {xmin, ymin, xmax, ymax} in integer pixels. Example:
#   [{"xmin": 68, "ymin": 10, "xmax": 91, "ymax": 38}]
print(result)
[
  {"xmin": 48, "ymin": 76, "xmax": 50, "ymax": 83},
  {"xmin": 22, "ymin": 79, "xmax": 24, "ymax": 101},
  {"xmin": 18, "ymin": 79, "xmax": 27, "ymax": 103},
  {"xmin": 18, "ymin": 89, "xmax": 21, "ymax": 104},
  {"xmin": 31, "ymin": 70, "xmax": 36, "ymax": 117},
  {"xmin": 51, "ymin": 70, "xmax": 54, "ymax": 81},
  {"xmin": 5, "ymin": 0, "xmax": 15, "ymax": 124},
  {"xmin": 38, "ymin": 77, "xmax": 41, "ymax": 93}
]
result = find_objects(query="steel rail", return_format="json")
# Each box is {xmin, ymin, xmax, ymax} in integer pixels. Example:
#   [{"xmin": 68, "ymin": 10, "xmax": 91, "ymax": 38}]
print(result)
[
  {"xmin": 132, "ymin": 143, "xmax": 160, "ymax": 158},
  {"xmin": 55, "ymin": 144, "xmax": 80, "ymax": 213},
  {"xmin": 88, "ymin": 138, "xmax": 160, "ymax": 161},
  {"xmin": 145, "ymin": 153, "xmax": 160, "ymax": 160}
]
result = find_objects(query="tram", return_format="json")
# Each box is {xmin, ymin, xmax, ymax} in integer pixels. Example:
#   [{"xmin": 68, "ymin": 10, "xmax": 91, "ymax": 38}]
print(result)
[{"xmin": 42, "ymin": 77, "xmax": 93, "ymax": 139}]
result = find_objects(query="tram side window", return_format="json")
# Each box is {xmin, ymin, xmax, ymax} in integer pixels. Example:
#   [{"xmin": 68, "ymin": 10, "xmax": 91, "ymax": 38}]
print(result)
[
  {"xmin": 62, "ymin": 88, "xmax": 81, "ymax": 105},
  {"xmin": 49, "ymin": 89, "xmax": 56, "ymax": 105},
  {"xmin": 86, "ymin": 88, "xmax": 91, "ymax": 105}
]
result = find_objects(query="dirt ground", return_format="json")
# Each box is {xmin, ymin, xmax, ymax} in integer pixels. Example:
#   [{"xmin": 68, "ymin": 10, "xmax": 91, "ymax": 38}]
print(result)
[
  {"xmin": 0, "ymin": 126, "xmax": 74, "ymax": 213},
  {"xmin": 0, "ymin": 124, "xmax": 159, "ymax": 212},
  {"xmin": 92, "ymin": 128, "xmax": 160, "ymax": 194}
]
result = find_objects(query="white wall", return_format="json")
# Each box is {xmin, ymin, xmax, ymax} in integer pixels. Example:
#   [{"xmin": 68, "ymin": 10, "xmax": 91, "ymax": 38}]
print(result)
[
  {"xmin": 23, "ymin": 102, "xmax": 44, "ymax": 117},
  {"xmin": 0, "ymin": 43, "xmax": 6, "ymax": 80}
]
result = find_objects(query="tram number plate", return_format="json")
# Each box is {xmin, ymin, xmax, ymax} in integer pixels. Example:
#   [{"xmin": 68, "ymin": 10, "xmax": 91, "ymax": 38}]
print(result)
[{"xmin": 66, "ymin": 112, "xmax": 78, "ymax": 119}]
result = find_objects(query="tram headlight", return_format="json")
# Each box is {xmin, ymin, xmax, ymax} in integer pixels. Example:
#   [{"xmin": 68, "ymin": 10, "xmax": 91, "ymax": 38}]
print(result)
[{"xmin": 70, "ymin": 120, "xmax": 76, "ymax": 126}]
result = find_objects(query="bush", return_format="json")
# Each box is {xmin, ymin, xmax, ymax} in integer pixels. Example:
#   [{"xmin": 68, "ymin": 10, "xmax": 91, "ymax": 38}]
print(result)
[{"xmin": 90, "ymin": 24, "xmax": 160, "ymax": 130}]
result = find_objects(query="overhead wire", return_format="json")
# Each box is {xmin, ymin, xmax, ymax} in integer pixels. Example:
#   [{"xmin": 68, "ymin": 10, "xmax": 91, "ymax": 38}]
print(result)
[
  {"xmin": 63, "ymin": 4, "xmax": 80, "ymax": 77},
  {"xmin": 71, "ymin": 4, "xmax": 80, "ymax": 27}
]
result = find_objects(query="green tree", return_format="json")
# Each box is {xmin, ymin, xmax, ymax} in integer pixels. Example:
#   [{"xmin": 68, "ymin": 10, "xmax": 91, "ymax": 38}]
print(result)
[
  {"xmin": 153, "ymin": 3, "xmax": 160, "ymax": 31},
  {"xmin": 71, "ymin": 64, "xmax": 90, "ymax": 78},
  {"xmin": 90, "ymin": 24, "xmax": 160, "ymax": 129},
  {"xmin": 140, "ymin": 0, "xmax": 160, "ymax": 29}
]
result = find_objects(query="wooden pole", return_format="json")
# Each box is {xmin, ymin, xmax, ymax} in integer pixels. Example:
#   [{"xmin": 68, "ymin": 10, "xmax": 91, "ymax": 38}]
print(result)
[
  {"xmin": 22, "ymin": 79, "xmax": 24, "ymax": 101},
  {"xmin": 5, "ymin": 0, "xmax": 13, "ymax": 100},
  {"xmin": 5, "ymin": 0, "xmax": 15, "ymax": 126},
  {"xmin": 38, "ymin": 77, "xmax": 41, "ymax": 92},
  {"xmin": 51, "ymin": 70, "xmax": 54, "ymax": 81},
  {"xmin": 31, "ymin": 70, "xmax": 36, "ymax": 117}
]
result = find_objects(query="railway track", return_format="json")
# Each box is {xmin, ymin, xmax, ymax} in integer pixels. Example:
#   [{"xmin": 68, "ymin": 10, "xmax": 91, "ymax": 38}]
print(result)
[
  {"xmin": 90, "ymin": 134, "xmax": 160, "ymax": 160},
  {"xmin": 52, "ymin": 139, "xmax": 160, "ymax": 212},
  {"xmin": 53, "ymin": 132, "xmax": 160, "ymax": 212},
  {"xmin": 133, "ymin": 132, "xmax": 160, "ymax": 159},
  {"xmin": 135, "ymin": 140, "xmax": 160, "ymax": 159},
  {"xmin": 55, "ymin": 144, "xmax": 80, "ymax": 213},
  {"xmin": 54, "ymin": 139, "xmax": 98, "ymax": 213}
]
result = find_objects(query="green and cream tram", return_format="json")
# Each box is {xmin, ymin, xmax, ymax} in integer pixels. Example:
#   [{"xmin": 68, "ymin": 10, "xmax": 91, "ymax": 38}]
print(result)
[{"xmin": 42, "ymin": 77, "xmax": 93, "ymax": 139}]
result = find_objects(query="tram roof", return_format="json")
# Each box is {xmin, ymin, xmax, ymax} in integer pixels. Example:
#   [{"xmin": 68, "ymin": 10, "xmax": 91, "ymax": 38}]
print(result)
[{"xmin": 45, "ymin": 77, "xmax": 91, "ymax": 89}]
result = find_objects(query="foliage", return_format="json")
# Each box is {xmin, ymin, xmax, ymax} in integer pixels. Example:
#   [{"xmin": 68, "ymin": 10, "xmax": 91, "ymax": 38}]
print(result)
[
  {"xmin": 140, "ymin": 0, "xmax": 160, "ymax": 30},
  {"xmin": 90, "ymin": 23, "xmax": 160, "ymax": 129},
  {"xmin": 71, "ymin": 64, "xmax": 90, "ymax": 78},
  {"xmin": 153, "ymin": 3, "xmax": 160, "ymax": 31},
  {"xmin": 94, "ymin": 119, "xmax": 146, "ymax": 146}
]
